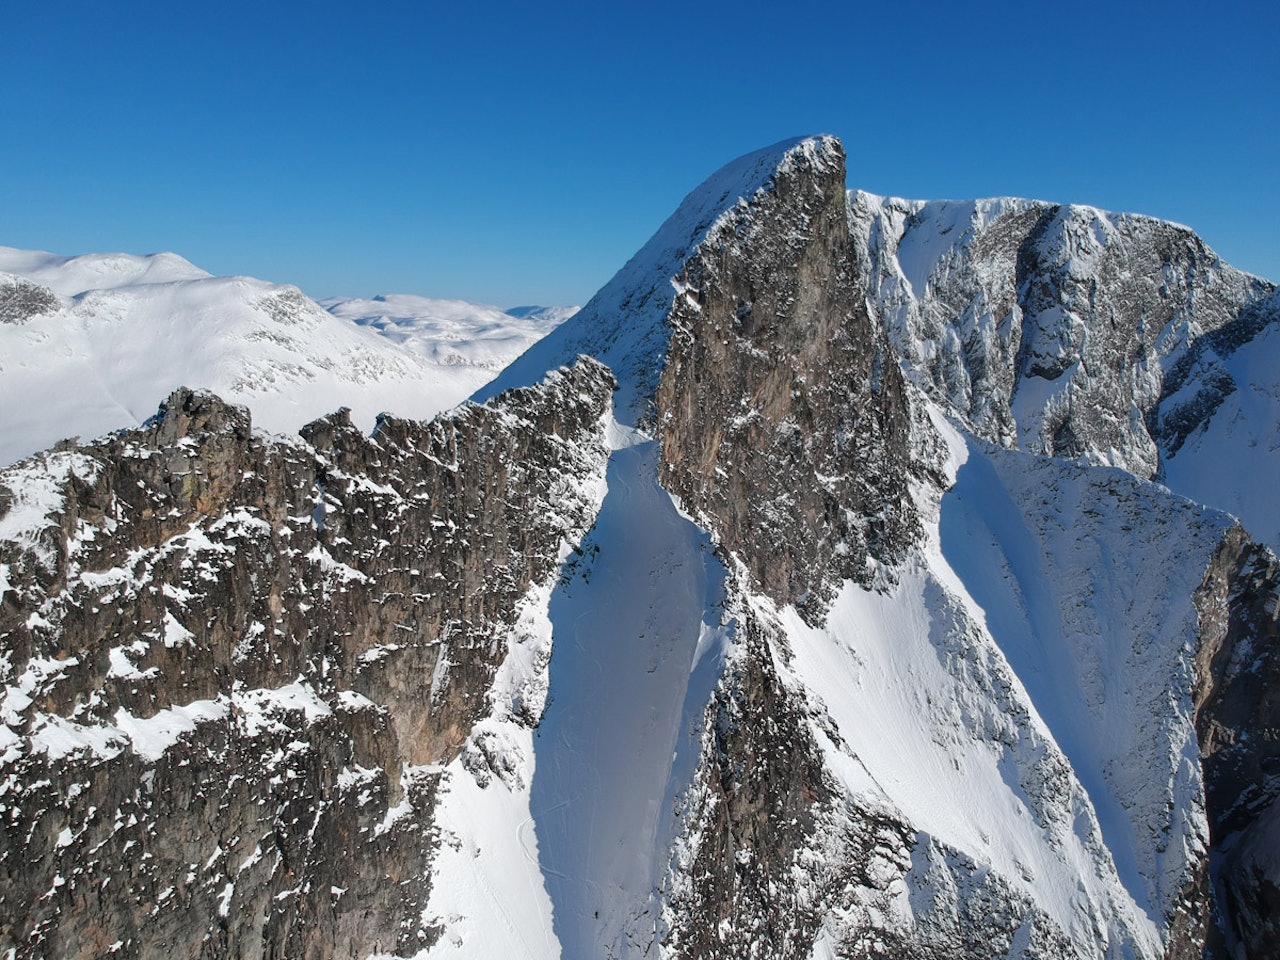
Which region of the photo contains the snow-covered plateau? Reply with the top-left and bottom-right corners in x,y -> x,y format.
1,136 -> 1278,960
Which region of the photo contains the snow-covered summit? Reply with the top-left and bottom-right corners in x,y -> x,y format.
0,246 -> 211,296
848,189 -> 1280,555
850,190 -> 1274,478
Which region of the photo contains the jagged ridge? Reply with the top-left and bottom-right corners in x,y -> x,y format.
0,360 -> 613,958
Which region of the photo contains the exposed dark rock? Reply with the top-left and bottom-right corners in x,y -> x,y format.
656,138 -> 918,616
664,618 -> 833,959
0,277 -> 58,324
662,597 -> 1091,960
0,359 -> 614,959
1194,527 -> 1280,959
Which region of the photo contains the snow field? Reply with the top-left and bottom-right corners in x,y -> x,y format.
530,436 -> 730,960
940,436 -> 1232,927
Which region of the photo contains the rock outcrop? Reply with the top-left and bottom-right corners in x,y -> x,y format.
1194,528 -> 1280,959
0,360 -> 613,958
850,191 -> 1274,477
0,275 -> 58,325
655,137 -> 917,613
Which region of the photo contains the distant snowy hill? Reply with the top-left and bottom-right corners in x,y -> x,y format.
0,247 -> 572,467
0,247 -> 213,293
320,294 -> 575,372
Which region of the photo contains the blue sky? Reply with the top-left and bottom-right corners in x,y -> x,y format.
3,0 -> 1276,306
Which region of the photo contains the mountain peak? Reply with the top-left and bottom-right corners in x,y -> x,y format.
4,136 -> 1280,960
476,134 -> 846,422
0,246 -> 211,297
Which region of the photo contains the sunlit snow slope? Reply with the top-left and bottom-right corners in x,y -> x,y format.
1157,289 -> 1280,550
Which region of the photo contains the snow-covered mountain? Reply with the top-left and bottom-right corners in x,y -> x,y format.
474,136 -> 1280,958
848,192 -> 1278,546
2,138 -> 1278,960
0,247 -> 573,467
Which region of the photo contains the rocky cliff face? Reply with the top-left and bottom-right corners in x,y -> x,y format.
1194,528 -> 1280,960
500,137 -> 1199,959
656,575 -> 1116,960
0,360 -> 613,958
654,136 -> 917,613
850,191 -> 1274,478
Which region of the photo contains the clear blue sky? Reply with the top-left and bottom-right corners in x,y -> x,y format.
2,0 -> 1276,306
